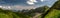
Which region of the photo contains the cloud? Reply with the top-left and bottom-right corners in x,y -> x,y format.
12,5 -> 36,10
0,5 -> 37,10
27,0 -> 37,5
40,0 -> 44,2
27,1 -> 34,5
0,6 -> 11,10
0,0 -> 58,10
0,6 -> 2,8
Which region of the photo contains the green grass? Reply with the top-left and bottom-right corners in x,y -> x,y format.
0,13 -> 13,18
0,12 -> 20,18
0,12 -> 31,18
45,9 -> 60,18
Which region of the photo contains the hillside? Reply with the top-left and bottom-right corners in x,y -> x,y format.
0,8 -> 31,18
0,5 -> 49,18
0,0 -> 60,18
0,9 -> 20,18
42,0 -> 60,18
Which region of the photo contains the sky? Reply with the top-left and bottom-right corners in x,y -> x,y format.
0,0 -> 58,10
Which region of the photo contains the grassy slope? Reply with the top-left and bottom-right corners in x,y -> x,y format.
0,13 -> 12,18
45,9 -> 60,18
0,12 -> 20,18
44,0 -> 60,18
0,11 -> 30,18
0,8 -> 32,18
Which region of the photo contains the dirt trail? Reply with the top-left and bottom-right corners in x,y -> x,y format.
32,13 -> 42,18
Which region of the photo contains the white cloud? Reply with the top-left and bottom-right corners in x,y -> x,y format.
0,6 -> 11,10
40,0 -> 44,2
30,0 -> 37,2
27,1 -> 34,5
27,0 -> 37,5
0,6 -> 2,8
11,5 -> 36,10
0,5 -> 37,10
2,6 -> 11,9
